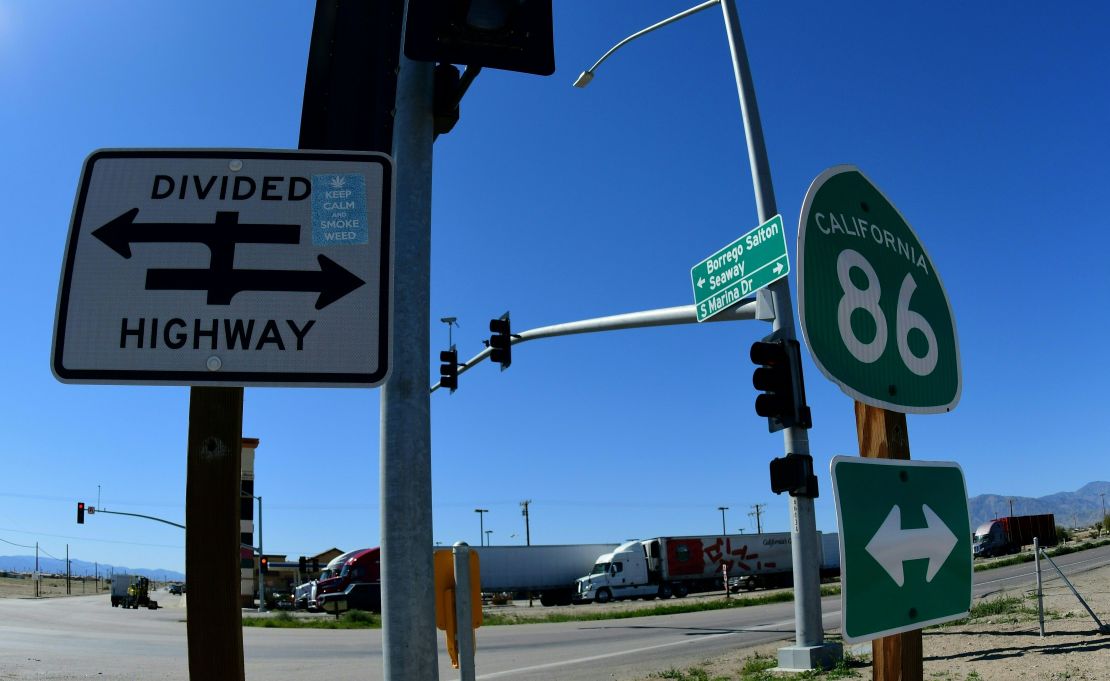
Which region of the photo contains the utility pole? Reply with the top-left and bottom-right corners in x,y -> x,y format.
35,542 -> 39,598
66,545 -> 70,595
749,503 -> 765,534
717,506 -> 729,536
520,500 -> 532,546
1009,498 -> 1014,517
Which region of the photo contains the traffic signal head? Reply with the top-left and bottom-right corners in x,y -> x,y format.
404,0 -> 555,76
311,557 -> 320,573
489,315 -> 511,370
750,333 -> 811,432
77,502 -> 85,524
769,453 -> 819,498
299,556 -> 307,574
260,557 -> 269,574
440,347 -> 459,392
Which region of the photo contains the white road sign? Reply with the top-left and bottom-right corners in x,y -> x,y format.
52,149 -> 394,387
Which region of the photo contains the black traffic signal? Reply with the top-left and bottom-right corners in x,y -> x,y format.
260,556 -> 269,574
770,453 -> 819,499
440,347 -> 460,392
750,333 -> 811,433
404,0 -> 555,76
489,315 -> 512,370
298,556 -> 307,574
311,557 -> 320,573
77,502 -> 85,524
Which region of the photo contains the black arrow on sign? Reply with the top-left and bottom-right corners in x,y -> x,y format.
91,208 -> 300,258
147,254 -> 365,310
91,208 -> 365,309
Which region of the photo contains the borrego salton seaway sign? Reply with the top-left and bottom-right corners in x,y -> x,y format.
798,165 -> 960,413
52,149 -> 394,387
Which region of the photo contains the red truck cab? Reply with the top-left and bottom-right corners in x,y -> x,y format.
315,547 -> 381,611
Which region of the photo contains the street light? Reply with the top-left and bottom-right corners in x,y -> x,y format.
718,506 -> 729,536
574,0 -> 838,669
475,508 -> 488,546
485,530 -> 493,546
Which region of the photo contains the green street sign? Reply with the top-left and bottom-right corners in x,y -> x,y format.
830,456 -> 972,643
798,167 -> 960,413
690,214 -> 789,322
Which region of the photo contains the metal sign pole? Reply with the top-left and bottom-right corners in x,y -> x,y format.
718,0 -> 836,669
380,4 -> 438,678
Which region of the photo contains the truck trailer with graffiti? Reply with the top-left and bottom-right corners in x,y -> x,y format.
574,533 -> 833,603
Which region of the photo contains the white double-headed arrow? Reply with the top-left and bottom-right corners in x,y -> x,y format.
865,504 -> 957,587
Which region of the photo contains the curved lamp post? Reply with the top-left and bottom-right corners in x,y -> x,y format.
573,0 -> 837,671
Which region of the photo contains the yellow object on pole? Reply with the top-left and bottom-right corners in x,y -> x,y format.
433,547 -> 482,670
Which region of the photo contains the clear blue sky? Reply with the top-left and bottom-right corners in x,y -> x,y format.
1,2 -> 1107,574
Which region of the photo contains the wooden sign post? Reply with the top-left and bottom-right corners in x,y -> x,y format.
185,386 -> 245,681
855,401 -> 922,681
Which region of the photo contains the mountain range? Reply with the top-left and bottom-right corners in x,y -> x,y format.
0,555 -> 183,581
969,481 -> 1109,529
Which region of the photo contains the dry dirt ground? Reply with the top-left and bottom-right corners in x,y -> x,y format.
617,562 -> 1110,681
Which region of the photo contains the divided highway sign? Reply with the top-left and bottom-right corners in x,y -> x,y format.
52,149 -> 394,387
830,456 -> 972,642
798,166 -> 960,413
690,215 -> 789,322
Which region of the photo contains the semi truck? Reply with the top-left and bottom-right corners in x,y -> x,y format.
438,543 -> 620,607
973,514 -> 1057,558
575,533 -> 802,603
314,547 -> 381,613
109,575 -> 158,609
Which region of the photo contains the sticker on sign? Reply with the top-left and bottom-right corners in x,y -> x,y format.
52,149 -> 394,387
690,215 -> 789,322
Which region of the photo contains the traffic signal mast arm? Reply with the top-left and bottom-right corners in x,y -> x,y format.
430,299 -> 758,393
82,507 -> 186,530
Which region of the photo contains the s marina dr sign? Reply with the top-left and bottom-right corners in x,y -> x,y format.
52,149 -> 394,387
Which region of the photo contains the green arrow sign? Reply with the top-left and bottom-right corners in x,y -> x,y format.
690,215 -> 789,322
830,456 -> 972,642
798,167 -> 960,413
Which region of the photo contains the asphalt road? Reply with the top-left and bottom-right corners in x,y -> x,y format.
1,544 -> 1106,680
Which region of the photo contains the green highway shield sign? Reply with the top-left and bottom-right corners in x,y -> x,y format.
798,167 -> 960,413
691,215 -> 789,322
831,456 -> 972,642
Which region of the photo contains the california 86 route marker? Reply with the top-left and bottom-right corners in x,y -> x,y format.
830,456 -> 972,642
690,214 -> 789,322
798,166 -> 960,413
52,149 -> 394,387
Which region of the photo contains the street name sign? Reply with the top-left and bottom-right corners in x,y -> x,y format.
798,166 -> 960,413
52,149 -> 394,387
690,214 -> 789,322
830,456 -> 971,642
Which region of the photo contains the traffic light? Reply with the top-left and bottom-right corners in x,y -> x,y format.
440,346 -> 460,392
299,556 -> 307,574
311,557 -> 320,573
404,0 -> 555,76
77,502 -> 85,524
769,453 -> 819,498
750,332 -> 811,432
488,315 -> 511,370
260,557 -> 269,574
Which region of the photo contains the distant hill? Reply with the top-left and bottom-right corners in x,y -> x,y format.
0,555 -> 183,581
969,481 -> 1110,529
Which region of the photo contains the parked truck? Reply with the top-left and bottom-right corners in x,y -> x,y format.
314,547 -> 381,613
973,514 -> 1057,558
110,575 -> 158,609
575,533 -> 800,603
437,543 -> 619,607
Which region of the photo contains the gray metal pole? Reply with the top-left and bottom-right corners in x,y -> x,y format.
719,0 -> 835,670
257,496 -> 266,613
453,542 -> 476,681
380,2 -> 438,677
1034,537 -> 1044,637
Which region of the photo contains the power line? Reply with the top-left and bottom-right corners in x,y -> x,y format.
0,536 -> 36,549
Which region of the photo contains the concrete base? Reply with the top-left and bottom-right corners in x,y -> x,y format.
775,642 -> 844,672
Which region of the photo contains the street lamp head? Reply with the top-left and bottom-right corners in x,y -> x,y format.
572,71 -> 594,88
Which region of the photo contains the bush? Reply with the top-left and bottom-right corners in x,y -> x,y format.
340,609 -> 377,625
1056,526 -> 1072,542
